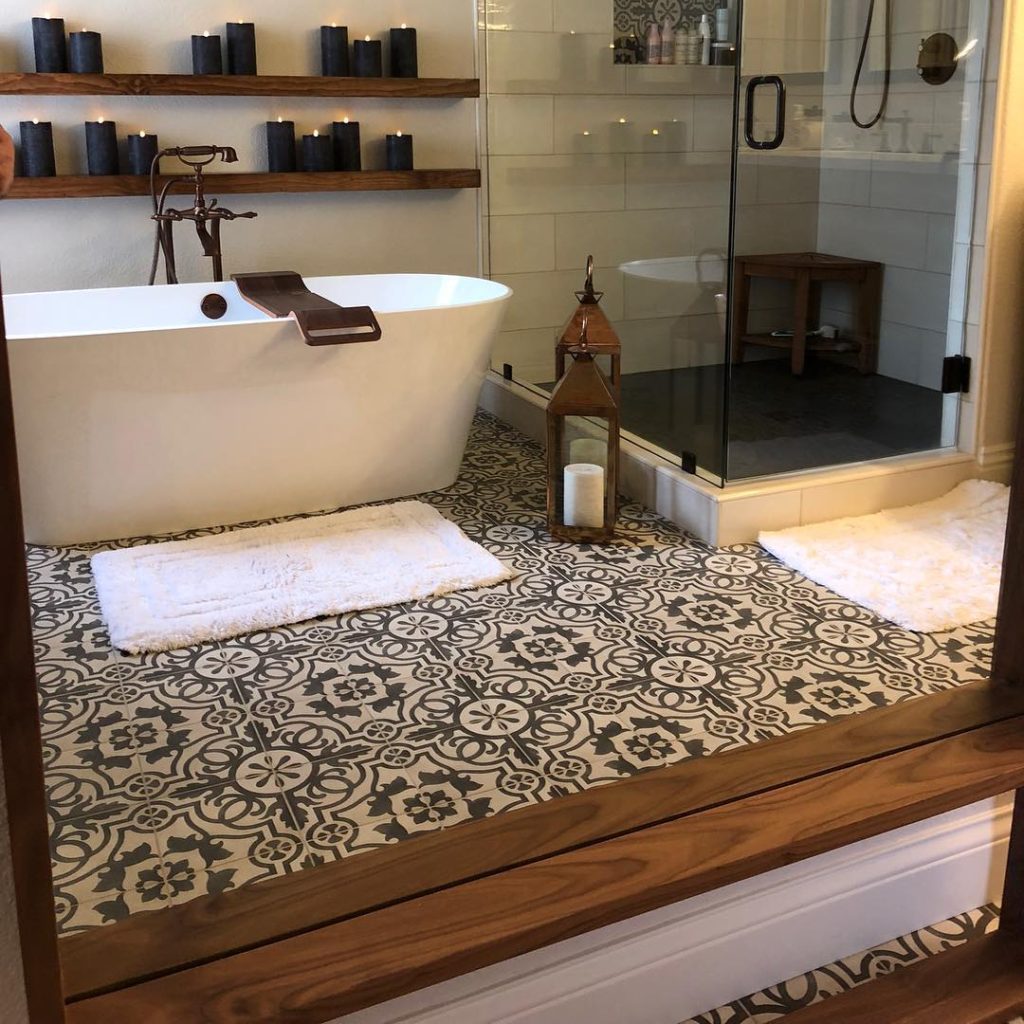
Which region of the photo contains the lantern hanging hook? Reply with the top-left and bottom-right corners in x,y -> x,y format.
576,254 -> 603,305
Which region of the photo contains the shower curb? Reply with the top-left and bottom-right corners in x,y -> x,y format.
479,373 -> 1014,545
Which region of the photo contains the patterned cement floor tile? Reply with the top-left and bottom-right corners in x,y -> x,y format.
682,903 -> 1000,1023
30,411 -> 996,934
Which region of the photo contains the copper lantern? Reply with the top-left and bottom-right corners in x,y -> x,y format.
546,257 -> 621,543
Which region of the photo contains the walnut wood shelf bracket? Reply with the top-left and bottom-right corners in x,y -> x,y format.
6,169 -> 481,199
0,71 -> 480,98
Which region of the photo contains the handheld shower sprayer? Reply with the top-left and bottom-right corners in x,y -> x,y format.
849,0 -> 892,130
147,144 -> 256,286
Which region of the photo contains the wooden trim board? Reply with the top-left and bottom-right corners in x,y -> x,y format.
0,277 -> 65,1023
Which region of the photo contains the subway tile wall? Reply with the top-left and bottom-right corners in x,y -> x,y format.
482,0 -> 822,385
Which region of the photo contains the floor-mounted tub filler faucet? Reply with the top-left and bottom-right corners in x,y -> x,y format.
147,145 -> 257,285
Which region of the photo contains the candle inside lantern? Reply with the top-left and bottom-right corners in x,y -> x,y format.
320,23 -> 349,76
19,118 -> 56,177
126,130 -> 159,175
225,20 -> 257,75
352,34 -> 383,77
266,117 -> 296,172
301,128 -> 333,172
85,117 -> 118,175
385,131 -> 413,171
192,31 -> 223,74
31,16 -> 67,73
389,24 -> 418,78
569,437 -> 606,469
68,27 -> 103,73
331,117 -> 361,171
563,464 -> 605,528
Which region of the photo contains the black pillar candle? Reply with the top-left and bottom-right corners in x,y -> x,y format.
192,32 -> 223,74
68,29 -> 103,73
331,118 -> 361,171
301,130 -> 333,172
226,21 -> 257,75
266,118 -> 296,172
321,25 -> 349,76
352,36 -> 383,77
31,16 -> 67,73
19,120 -> 56,177
389,25 -> 418,78
85,119 -> 118,175
385,132 -> 413,171
127,131 -> 159,175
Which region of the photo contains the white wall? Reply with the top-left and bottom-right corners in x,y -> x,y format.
0,0 -> 481,292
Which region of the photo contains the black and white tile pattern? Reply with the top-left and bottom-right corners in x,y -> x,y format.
682,903 -> 1000,1022
29,412 -> 994,935
615,0 -> 719,37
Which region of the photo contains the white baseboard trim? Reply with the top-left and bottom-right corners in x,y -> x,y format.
338,795 -> 1012,1024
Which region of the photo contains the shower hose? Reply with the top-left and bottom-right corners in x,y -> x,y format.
850,0 -> 893,129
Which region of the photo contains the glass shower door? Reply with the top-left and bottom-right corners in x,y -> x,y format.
725,0 -> 988,481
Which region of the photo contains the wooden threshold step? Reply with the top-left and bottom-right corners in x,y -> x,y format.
782,930 -> 1024,1024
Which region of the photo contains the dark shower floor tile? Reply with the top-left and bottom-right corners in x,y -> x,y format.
31,411 -> 991,935
619,358 -> 946,479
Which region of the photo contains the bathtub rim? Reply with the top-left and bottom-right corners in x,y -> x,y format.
2,273 -> 512,341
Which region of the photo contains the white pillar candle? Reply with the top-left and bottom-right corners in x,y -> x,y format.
563,463 -> 605,529
569,437 -> 607,469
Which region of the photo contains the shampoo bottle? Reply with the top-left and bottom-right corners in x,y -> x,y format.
660,16 -> 676,64
698,14 -> 712,65
645,22 -> 661,64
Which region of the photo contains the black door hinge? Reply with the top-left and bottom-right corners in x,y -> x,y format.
941,354 -> 971,394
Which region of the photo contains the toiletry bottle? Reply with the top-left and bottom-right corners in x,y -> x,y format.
660,16 -> 676,64
715,6 -> 730,43
688,21 -> 701,64
676,24 -> 690,65
699,14 -> 712,65
645,22 -> 661,64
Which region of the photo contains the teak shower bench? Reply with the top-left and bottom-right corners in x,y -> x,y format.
2,279 -> 1024,1023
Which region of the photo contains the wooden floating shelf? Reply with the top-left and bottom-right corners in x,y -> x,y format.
0,71 -> 479,99
6,169 -> 481,199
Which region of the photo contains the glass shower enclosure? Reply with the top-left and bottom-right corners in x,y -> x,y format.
483,0 -> 992,486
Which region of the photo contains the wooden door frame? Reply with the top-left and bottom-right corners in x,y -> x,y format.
0,273 -> 65,1024
1,280 -> 1022,1021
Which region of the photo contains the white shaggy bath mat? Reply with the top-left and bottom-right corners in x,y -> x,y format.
759,479 -> 1009,633
91,501 -> 514,654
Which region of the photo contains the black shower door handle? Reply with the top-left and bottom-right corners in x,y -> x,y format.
744,75 -> 787,150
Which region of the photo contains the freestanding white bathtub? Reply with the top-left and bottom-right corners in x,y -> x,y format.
5,274 -> 511,546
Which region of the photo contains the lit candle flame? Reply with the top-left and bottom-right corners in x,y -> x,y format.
331,21 -> 337,28
32,117 -> 39,124
343,116 -> 349,124
401,23 -> 407,29
651,128 -> 659,135
396,131 -> 403,137
583,130 -> 590,136
203,30 -> 210,37
98,116 -> 104,123
277,116 -> 283,123
313,129 -> 319,137
365,34 -> 371,41
139,129 -> 146,137
618,117 -> 627,124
